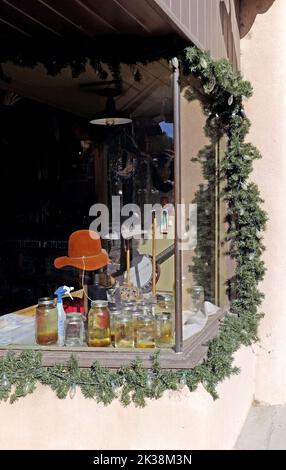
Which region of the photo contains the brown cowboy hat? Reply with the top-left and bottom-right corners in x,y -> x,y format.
54,230 -> 110,271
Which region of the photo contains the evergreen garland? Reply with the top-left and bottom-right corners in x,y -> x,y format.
0,46 -> 266,406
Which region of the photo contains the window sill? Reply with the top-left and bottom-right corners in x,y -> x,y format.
0,309 -> 225,369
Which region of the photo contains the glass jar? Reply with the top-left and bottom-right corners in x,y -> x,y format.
190,286 -> 204,313
156,292 -> 174,314
114,313 -> 134,348
65,313 -> 84,347
35,297 -> 58,345
136,315 -> 156,349
109,306 -> 122,345
88,300 -> 111,347
139,300 -> 155,317
155,312 -> 173,347
130,307 -> 144,347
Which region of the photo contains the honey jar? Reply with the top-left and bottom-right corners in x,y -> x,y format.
88,300 -> 111,347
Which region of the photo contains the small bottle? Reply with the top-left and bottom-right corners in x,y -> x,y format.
114,313 -> 134,348
35,297 -> 58,345
88,300 -> 111,347
54,286 -> 74,346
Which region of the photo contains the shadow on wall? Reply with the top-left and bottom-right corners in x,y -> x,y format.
239,0 -> 276,38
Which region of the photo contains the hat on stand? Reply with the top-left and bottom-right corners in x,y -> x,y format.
54,230 -> 110,271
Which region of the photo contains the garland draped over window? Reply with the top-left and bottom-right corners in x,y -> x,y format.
0,46 -> 266,406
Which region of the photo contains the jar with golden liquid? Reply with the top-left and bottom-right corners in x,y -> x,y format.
109,305 -> 122,346
114,312 -> 134,348
130,307 -> 143,347
136,315 -> 156,349
35,297 -> 58,345
155,312 -> 173,347
88,300 -> 111,347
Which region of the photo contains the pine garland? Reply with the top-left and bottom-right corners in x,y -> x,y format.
0,46 -> 266,406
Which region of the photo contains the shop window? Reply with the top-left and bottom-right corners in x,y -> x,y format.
0,60 -> 228,366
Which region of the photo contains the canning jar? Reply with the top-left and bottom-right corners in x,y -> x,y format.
88,300 -> 111,347
136,315 -> 156,349
65,313 -> 85,347
114,313 -> 134,348
155,312 -> 173,347
156,292 -> 174,314
35,297 -> 58,345
190,286 -> 204,313
109,305 -> 122,345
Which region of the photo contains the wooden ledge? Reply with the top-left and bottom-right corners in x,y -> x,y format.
0,309 -> 226,369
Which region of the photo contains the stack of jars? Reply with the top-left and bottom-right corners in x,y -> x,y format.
87,299 -> 174,349
35,295 -> 174,349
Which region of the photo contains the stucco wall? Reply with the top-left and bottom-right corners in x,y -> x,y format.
241,0 -> 286,405
0,346 -> 255,450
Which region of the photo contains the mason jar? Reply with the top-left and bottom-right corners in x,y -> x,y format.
88,300 -> 111,347
156,292 -> 175,314
114,312 -> 134,348
35,297 -> 58,345
65,313 -> 85,347
136,315 -> 156,349
109,305 -> 122,346
190,286 -> 204,313
155,312 -> 173,348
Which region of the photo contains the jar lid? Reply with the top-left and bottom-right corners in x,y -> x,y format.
66,312 -> 83,320
38,297 -> 55,306
121,300 -> 137,308
156,312 -> 172,320
91,300 -> 108,308
157,292 -> 174,302
117,313 -> 132,322
140,314 -> 154,323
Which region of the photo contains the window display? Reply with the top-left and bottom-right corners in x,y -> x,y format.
0,58 -> 227,354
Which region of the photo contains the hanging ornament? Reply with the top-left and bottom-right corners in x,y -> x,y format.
228,95 -> 234,106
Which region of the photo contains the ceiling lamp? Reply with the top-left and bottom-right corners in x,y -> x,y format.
89,95 -> 132,126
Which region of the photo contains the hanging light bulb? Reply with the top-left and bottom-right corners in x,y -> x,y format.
1,372 -> 10,389
69,383 -> 76,399
179,372 -> 187,389
146,373 -> 153,389
90,96 -> 132,126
